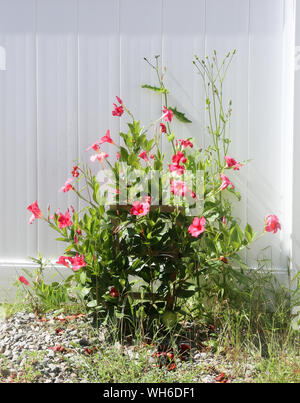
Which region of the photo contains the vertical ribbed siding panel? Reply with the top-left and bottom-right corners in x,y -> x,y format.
247,0 -> 284,269
205,0 -> 250,262
0,0 -> 37,260
162,0 -> 206,163
119,0 -> 163,138
36,0 -> 78,258
78,0 -> 120,165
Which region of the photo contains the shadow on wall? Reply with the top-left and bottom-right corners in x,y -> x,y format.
0,46 -> 6,70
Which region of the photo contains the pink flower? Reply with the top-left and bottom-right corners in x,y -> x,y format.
162,106 -> 173,122
90,152 -> 109,163
139,151 -> 148,161
265,215 -> 281,234
112,97 -> 124,117
72,166 -> 80,177
59,178 -> 74,193
179,139 -> 193,149
142,195 -> 151,205
69,254 -> 86,271
58,210 -> 73,229
109,286 -> 119,298
116,152 -> 120,159
19,276 -> 29,286
150,154 -> 155,159
169,163 -> 185,175
160,123 -> 167,133
49,208 -> 61,221
100,129 -> 114,145
172,151 -> 186,165
86,141 -> 100,152
188,216 -> 206,238
220,174 -> 235,190
170,179 -> 195,198
224,156 -> 243,171
74,234 -> 78,244
222,216 -> 227,225
170,180 -> 188,197
27,201 -> 42,218
56,256 -> 70,268
130,201 -> 150,217
27,201 -> 43,224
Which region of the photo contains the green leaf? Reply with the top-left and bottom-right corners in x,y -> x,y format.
87,300 -> 97,308
141,84 -> 168,94
120,146 -> 129,162
169,107 -> 192,123
245,223 -> 255,243
80,271 -> 87,285
80,287 -> 91,297
167,132 -> 175,142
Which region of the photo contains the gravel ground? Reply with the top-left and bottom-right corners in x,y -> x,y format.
0,311 -> 256,383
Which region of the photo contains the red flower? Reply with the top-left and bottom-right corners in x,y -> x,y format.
220,173 -> 235,190
56,256 -> 70,268
69,254 -> 86,272
59,178 -> 74,193
172,151 -> 186,165
112,97 -> 124,117
143,196 -> 151,205
224,156 -> 243,171
160,123 -> 167,133
169,163 -> 185,175
265,215 -> 281,234
139,151 -> 148,161
90,152 -> 109,163
58,210 -> 73,229
168,363 -> 176,371
19,276 -> 29,286
179,139 -> 193,149
162,106 -> 173,122
86,141 -> 100,152
109,286 -> 119,298
188,216 -> 206,238
130,201 -> 150,217
100,129 -> 114,145
27,201 -> 43,224
72,166 -> 79,177
170,180 -> 188,197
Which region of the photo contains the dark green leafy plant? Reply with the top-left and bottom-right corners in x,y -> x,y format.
25,52 -> 281,332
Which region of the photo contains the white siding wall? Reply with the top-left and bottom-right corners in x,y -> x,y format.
0,0 -> 296,298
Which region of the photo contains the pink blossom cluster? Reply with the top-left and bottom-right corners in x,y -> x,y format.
26,96 -> 281,272
56,254 -> 86,271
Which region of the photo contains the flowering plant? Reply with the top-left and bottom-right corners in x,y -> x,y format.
27,52 -> 280,327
